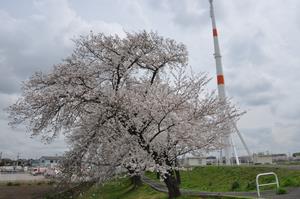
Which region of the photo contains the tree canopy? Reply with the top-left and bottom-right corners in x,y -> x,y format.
8,31 -> 241,198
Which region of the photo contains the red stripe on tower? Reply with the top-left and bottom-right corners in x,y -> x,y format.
217,75 -> 224,85
213,28 -> 218,36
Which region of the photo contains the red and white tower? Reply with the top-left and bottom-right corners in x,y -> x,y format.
208,0 -> 252,165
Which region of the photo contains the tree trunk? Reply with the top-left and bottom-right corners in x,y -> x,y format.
156,172 -> 160,179
164,172 -> 181,199
131,175 -> 142,188
175,169 -> 181,185
127,167 -> 142,188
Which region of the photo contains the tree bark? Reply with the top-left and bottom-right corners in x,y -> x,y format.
131,175 -> 142,188
127,167 -> 142,188
164,171 -> 181,199
175,169 -> 181,185
156,172 -> 160,180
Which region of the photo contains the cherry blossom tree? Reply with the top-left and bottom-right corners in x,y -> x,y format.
8,31 -> 240,198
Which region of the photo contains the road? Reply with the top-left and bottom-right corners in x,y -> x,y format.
141,175 -> 300,199
0,173 -> 45,182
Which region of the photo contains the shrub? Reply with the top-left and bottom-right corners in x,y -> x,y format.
6,182 -> 20,186
231,181 -> 240,191
47,180 -> 56,185
246,181 -> 256,191
6,182 -> 13,186
276,187 -> 287,195
282,178 -> 297,187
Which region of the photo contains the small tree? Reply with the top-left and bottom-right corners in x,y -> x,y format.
8,31 -> 240,198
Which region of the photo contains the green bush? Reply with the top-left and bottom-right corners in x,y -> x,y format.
47,180 -> 56,185
6,182 -> 13,186
276,187 -> 287,195
246,181 -> 256,191
6,182 -> 20,186
282,178 -> 297,187
231,181 -> 240,191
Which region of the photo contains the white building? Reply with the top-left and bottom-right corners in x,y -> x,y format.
206,156 -> 217,165
293,152 -> 300,161
39,156 -> 63,168
253,154 -> 273,164
271,154 -> 288,162
180,157 -> 206,167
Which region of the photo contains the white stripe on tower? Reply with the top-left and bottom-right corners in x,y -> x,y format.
209,0 -> 232,165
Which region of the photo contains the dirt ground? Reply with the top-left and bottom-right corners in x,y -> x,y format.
0,184 -> 54,199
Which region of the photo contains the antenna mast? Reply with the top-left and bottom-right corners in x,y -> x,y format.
208,0 -> 252,165
209,0 -> 233,165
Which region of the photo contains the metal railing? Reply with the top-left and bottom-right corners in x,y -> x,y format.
256,172 -> 279,197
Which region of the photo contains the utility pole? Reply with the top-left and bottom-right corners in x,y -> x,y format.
16,153 -> 20,167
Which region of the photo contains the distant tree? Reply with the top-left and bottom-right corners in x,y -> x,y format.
8,31 -> 240,198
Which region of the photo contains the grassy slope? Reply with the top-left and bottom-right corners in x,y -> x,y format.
48,166 -> 300,198
147,166 -> 300,192
78,178 -> 198,199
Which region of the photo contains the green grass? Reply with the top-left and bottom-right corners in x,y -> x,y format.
146,166 -> 300,192
46,166 -> 300,198
77,177 -> 245,199
77,177 -> 198,199
45,176 -> 251,199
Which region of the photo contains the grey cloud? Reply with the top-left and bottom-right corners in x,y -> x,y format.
0,0 -> 123,158
0,73 -> 20,94
145,0 -> 210,29
0,0 -> 123,91
227,31 -> 267,66
0,119 -> 67,159
271,99 -> 300,121
227,71 -> 280,107
234,127 -> 274,154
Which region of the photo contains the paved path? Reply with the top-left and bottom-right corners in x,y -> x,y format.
0,173 -> 46,182
141,176 -> 300,199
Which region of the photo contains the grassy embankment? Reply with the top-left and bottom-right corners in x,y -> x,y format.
146,166 -> 300,192
78,177 -> 195,199
47,166 -> 300,199
76,177 -> 245,199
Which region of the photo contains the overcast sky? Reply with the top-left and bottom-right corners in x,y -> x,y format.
1,0 -> 300,159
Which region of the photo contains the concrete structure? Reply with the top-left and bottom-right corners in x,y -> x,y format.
293,152 -> 300,161
180,156 -> 219,166
206,156 -> 217,165
231,156 -> 252,164
271,154 -> 288,163
180,157 -> 206,167
253,154 -> 273,164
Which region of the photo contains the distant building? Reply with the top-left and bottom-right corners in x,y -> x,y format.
0,158 -> 13,166
206,156 -> 217,165
39,156 -> 63,168
271,154 -> 288,162
231,156 -> 252,164
253,154 -> 273,164
179,156 -> 219,166
292,152 -> 300,161
180,157 -> 206,167
29,159 -> 40,167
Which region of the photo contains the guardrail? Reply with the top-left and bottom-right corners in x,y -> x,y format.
256,172 -> 279,197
